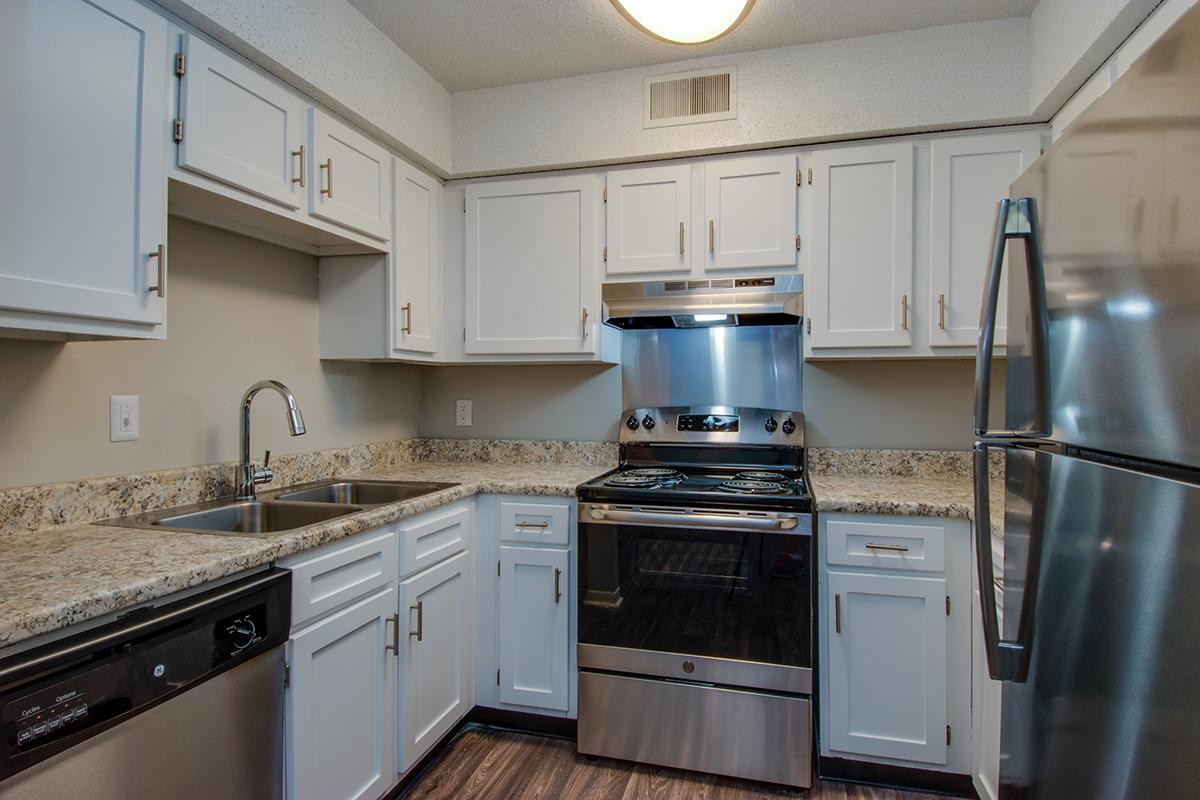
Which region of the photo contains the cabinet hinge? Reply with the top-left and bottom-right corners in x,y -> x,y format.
603,246 -> 607,263
946,596 -> 951,616
807,167 -> 813,185
602,186 -> 607,202
947,725 -> 952,746
174,52 -> 186,78
795,234 -> 801,251
497,668 -> 501,686
172,119 -> 184,144
284,663 -> 291,688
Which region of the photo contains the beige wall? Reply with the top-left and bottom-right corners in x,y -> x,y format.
0,218 -> 421,488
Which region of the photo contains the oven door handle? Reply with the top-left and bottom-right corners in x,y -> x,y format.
582,504 -> 811,534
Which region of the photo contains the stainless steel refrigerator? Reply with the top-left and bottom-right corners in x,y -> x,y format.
973,6 -> 1200,799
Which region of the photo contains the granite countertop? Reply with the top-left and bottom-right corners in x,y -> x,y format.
809,472 -> 1004,535
0,462 -> 610,650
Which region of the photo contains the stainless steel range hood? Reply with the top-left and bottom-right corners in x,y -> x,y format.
602,275 -> 803,329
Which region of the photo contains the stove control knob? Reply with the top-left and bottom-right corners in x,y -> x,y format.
642,415 -> 656,431
626,414 -> 640,431
764,417 -> 778,433
782,418 -> 796,435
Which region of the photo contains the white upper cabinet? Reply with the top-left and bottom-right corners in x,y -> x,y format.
177,33 -> 307,210
703,154 -> 798,271
393,159 -> 441,355
605,164 -> 691,276
809,142 -> 915,349
930,133 -> 1041,347
310,109 -> 392,241
465,175 -> 598,355
498,545 -> 570,712
0,0 -> 168,339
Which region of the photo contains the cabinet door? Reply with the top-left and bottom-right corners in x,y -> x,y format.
809,143 -> 914,348
310,109 -> 391,240
825,570 -> 947,764
392,159 -> 441,355
177,33 -> 307,209
0,0 -> 167,330
498,546 -> 569,711
465,175 -> 597,355
703,154 -> 798,270
287,585 -> 397,800
399,551 -> 472,772
605,164 -> 691,275
930,133 -> 1041,347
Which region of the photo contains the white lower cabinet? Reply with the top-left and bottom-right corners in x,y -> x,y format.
398,550 -> 473,773
825,570 -> 948,764
819,513 -> 972,775
498,546 -> 570,711
286,585 -> 397,800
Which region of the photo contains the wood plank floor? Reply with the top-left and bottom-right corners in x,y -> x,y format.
403,728 -> 949,800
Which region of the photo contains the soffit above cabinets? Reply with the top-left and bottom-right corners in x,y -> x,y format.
347,0 -> 1036,91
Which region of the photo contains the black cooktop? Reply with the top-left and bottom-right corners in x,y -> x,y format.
578,464 -> 812,513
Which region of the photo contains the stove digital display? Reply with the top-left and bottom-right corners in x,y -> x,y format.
677,414 -> 739,433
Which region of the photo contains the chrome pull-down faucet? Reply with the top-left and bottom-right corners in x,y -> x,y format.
237,380 -> 306,500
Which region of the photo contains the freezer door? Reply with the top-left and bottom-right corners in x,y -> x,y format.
984,447 -> 1200,800
1002,5 -> 1200,469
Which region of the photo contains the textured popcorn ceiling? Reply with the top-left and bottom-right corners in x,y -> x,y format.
347,0 -> 1038,91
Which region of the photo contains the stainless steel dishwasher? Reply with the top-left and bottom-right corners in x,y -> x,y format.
0,568 -> 291,799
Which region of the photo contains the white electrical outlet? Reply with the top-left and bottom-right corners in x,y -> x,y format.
455,399 -> 472,427
110,395 -> 140,442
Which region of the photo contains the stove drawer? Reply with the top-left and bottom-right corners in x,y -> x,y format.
500,499 -> 570,546
578,670 -> 812,788
824,515 -> 946,573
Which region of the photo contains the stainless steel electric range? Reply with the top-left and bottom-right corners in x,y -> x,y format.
576,405 -> 814,788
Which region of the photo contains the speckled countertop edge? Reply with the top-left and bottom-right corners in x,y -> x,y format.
0,462 -> 611,649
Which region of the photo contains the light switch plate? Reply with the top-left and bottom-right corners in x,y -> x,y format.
110,395 -> 139,442
455,399 -> 472,427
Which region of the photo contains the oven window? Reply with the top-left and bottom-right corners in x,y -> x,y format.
579,523 -> 812,668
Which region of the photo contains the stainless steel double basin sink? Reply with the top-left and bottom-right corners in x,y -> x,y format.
103,479 -> 457,537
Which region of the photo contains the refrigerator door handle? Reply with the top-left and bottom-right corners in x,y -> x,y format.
974,197 -> 1052,440
974,443 -> 1043,683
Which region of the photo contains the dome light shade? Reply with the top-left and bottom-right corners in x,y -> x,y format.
610,0 -> 756,45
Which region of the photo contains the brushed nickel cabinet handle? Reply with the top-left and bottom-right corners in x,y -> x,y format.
147,244 -> 166,297
938,293 -> 946,330
515,521 -> 549,529
835,593 -> 842,634
582,307 -> 589,339
901,294 -> 909,331
865,542 -> 910,553
292,145 -> 305,187
680,221 -> 685,256
401,302 -> 412,335
409,601 -> 423,642
320,158 -> 333,197
709,219 -> 715,253
554,568 -> 562,604
385,613 -> 399,654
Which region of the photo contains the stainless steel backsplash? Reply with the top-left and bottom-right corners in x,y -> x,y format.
620,326 -> 802,411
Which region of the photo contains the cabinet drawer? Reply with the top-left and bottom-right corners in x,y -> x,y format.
499,500 -> 571,545
825,516 -> 946,572
282,529 -> 398,628
398,502 -> 471,578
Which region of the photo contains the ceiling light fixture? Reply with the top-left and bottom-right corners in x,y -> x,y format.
610,0 -> 756,45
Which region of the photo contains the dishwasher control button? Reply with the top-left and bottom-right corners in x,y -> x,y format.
59,710 -> 76,725
32,721 -> 48,737
47,717 -> 62,732
74,703 -> 88,719
17,728 -> 33,745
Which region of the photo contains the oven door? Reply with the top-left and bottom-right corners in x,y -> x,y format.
577,502 -> 813,694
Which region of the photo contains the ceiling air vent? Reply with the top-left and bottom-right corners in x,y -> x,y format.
643,67 -> 736,129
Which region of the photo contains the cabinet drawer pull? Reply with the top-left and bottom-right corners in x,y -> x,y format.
515,521 -> 549,529
938,293 -> 946,329
147,244 -> 166,297
320,158 -> 333,197
409,601 -> 423,642
901,294 -> 909,331
709,219 -> 715,253
401,302 -> 412,335
865,542 -> 910,553
292,145 -> 305,187
835,592 -> 842,634
582,307 -> 589,339
680,221 -> 685,256
554,567 -> 562,604
385,613 -> 399,655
